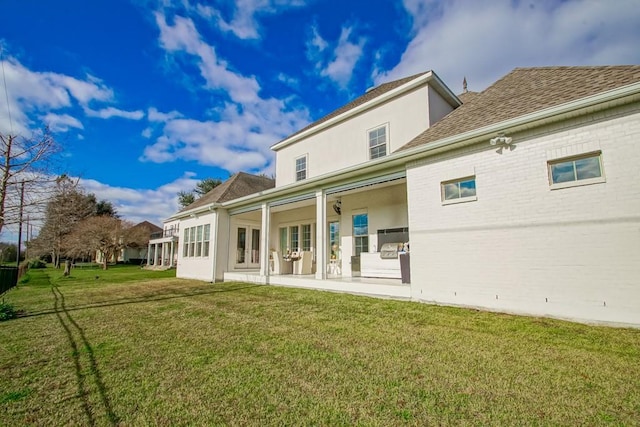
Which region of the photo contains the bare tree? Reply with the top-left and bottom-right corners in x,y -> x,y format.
65,216 -> 148,270
0,127 -> 61,235
28,176 -> 96,267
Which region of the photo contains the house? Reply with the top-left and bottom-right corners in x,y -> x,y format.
96,220 -> 162,265
157,66 -> 640,327
148,172 -> 275,276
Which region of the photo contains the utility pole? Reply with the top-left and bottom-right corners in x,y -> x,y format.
16,180 -> 24,267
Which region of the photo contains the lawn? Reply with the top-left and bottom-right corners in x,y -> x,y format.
1,265 -> 639,425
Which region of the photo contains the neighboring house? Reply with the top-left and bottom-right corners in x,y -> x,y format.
96,220 -> 161,264
159,66 -> 640,326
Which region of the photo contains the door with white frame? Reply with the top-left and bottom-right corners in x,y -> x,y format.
234,225 -> 261,269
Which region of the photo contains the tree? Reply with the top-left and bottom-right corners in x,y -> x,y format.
64,216 -> 148,270
177,177 -> 223,208
28,176 -> 115,267
0,128 -> 61,235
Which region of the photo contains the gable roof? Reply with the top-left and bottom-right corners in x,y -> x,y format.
271,71 -> 462,151
399,66 -> 640,152
179,172 -> 275,212
132,220 -> 162,233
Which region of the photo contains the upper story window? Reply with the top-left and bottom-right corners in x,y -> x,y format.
441,176 -> 477,205
368,124 -> 388,159
295,155 -> 307,181
548,152 -> 604,189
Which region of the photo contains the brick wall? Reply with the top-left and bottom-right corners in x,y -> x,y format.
406,102 -> 640,326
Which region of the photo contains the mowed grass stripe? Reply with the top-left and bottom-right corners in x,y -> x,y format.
1,265 -> 639,425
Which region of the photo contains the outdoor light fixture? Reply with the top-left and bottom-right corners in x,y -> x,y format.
490,132 -> 513,146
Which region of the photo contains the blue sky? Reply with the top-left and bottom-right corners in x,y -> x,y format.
1,0 -> 639,238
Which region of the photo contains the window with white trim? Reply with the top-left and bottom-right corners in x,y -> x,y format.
295,155 -> 307,181
441,176 -> 477,204
203,224 -> 210,257
196,225 -> 203,257
368,124 -> 388,159
189,227 -> 196,257
353,213 -> 369,255
548,152 -> 604,189
302,224 -> 312,251
183,228 -> 189,257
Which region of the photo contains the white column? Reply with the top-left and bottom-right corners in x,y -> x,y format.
170,241 -> 175,267
147,243 -> 151,266
154,243 -> 159,265
315,190 -> 327,280
260,202 -> 271,277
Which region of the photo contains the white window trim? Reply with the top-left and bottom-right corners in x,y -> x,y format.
367,123 -> 390,160
548,151 -> 605,190
295,154 -> 308,181
441,176 -> 478,206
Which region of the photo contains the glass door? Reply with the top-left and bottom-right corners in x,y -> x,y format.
235,225 -> 260,269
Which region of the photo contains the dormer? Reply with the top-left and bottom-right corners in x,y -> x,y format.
271,71 -> 461,187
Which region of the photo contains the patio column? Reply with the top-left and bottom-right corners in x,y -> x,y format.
154,243 -> 160,265
147,243 -> 151,266
170,240 -> 175,267
260,202 -> 271,277
315,190 -> 326,280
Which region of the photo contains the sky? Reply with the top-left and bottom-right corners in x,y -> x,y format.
1,0 -> 639,240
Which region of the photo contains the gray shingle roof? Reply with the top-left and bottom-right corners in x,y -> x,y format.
399,66 -> 640,152
275,71 -> 430,146
180,172 -> 275,212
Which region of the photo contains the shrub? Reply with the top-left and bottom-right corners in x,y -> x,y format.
27,259 -> 46,269
0,300 -> 17,321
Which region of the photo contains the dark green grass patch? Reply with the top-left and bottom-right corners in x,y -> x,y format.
1,266 -> 639,425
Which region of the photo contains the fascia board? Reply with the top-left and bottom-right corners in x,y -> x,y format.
270,71 -> 436,151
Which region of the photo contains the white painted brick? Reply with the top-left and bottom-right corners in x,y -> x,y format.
407,103 -> 640,326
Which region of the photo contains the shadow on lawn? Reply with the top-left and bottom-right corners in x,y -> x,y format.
52,284 -> 118,426
22,283 -> 262,319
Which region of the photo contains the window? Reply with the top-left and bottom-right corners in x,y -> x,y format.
183,228 -> 189,257
203,224 -> 210,257
441,176 -> 477,204
302,224 -> 312,251
368,125 -> 388,159
196,225 -> 203,257
548,152 -> 604,188
189,227 -> 196,257
289,225 -> 299,252
295,155 -> 307,181
279,227 -> 288,254
353,213 -> 369,256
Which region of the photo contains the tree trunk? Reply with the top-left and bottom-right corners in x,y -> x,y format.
63,259 -> 71,276
102,252 -> 108,270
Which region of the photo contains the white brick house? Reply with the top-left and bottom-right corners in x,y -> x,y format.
160,66 -> 640,327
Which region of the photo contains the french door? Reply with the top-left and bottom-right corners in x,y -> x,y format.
235,226 -> 261,269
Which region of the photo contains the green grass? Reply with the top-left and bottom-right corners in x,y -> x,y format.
1,265 -> 639,425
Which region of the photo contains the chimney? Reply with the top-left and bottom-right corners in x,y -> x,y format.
462,77 -> 468,93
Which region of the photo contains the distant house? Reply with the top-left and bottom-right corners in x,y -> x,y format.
155,66 -> 640,326
96,220 -> 162,265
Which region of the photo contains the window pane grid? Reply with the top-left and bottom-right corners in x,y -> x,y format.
549,154 -> 602,185
442,177 -> 476,201
368,126 -> 387,159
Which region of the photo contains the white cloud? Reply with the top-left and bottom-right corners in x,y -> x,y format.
195,0 -> 306,40
41,113 -> 84,133
148,107 -> 183,122
376,0 -> 640,92
79,173 -> 200,226
0,55 -> 143,135
84,106 -> 145,120
306,24 -> 366,89
148,12 -> 310,173
156,12 -> 261,103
